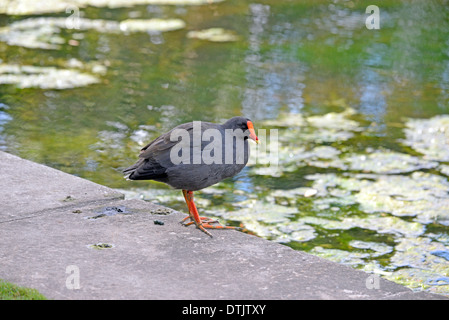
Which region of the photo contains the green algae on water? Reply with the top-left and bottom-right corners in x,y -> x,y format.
402,115 -> 449,162
355,172 -> 449,225
344,151 -> 438,174
0,17 -> 186,50
0,0 -> 224,15
0,63 -> 100,89
187,28 -> 239,42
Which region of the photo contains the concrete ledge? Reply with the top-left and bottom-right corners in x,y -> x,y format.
0,151 -> 446,300
0,151 -> 123,222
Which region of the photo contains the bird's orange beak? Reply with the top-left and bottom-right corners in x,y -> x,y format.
247,121 -> 259,144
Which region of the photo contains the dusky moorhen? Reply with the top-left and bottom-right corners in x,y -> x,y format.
124,116 -> 259,237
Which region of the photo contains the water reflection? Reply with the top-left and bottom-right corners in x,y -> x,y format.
438,38 -> 449,111
358,42 -> 388,127
242,3 -> 272,120
243,3 -> 306,120
0,103 -> 12,151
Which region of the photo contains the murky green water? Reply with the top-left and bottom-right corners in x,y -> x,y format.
1,0 -> 449,296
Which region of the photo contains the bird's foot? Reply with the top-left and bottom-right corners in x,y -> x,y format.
180,215 -> 241,237
180,215 -> 219,226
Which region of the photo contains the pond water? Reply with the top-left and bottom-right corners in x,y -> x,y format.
1,0 -> 449,296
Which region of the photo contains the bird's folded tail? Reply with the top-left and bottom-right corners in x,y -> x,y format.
122,158 -> 144,180
123,158 -> 167,181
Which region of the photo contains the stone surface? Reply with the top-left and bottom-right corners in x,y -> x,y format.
0,151 -> 123,222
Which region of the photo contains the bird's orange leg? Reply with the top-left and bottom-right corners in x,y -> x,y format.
180,190 -> 240,237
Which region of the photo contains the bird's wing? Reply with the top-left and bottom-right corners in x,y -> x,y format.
139,122 -> 194,161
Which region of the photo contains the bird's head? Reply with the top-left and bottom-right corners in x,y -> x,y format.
224,116 -> 259,144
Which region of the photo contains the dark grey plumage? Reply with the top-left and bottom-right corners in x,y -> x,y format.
123,117 -> 254,191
